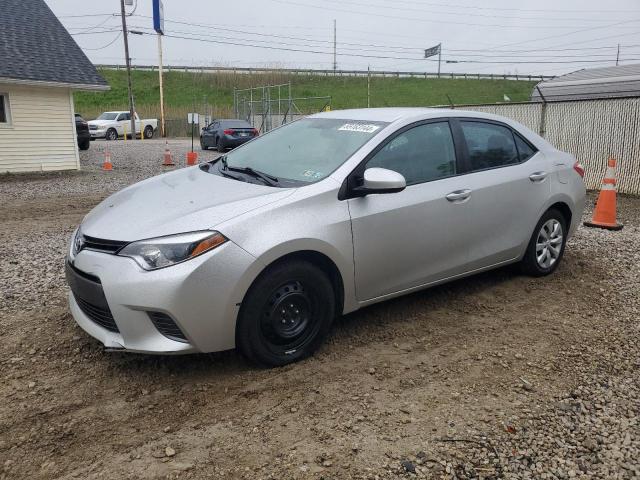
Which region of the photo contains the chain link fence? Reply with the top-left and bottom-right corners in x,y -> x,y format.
457,97 -> 640,195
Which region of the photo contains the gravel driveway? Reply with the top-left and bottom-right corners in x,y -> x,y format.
0,141 -> 638,479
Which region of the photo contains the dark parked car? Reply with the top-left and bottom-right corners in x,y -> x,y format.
75,113 -> 90,151
200,119 -> 258,151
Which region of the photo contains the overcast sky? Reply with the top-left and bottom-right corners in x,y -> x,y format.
46,0 -> 640,76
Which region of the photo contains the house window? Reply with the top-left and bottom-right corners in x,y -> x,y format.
0,94 -> 10,124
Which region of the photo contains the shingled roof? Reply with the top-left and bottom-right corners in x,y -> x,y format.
0,0 -> 109,90
530,64 -> 640,102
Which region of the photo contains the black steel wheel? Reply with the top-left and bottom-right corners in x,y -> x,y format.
144,125 -> 154,139
236,260 -> 335,367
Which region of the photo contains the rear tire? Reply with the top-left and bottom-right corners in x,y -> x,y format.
521,208 -> 567,277
236,260 -> 335,367
215,137 -> 223,152
143,126 -> 154,139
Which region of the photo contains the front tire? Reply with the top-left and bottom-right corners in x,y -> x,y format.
200,137 -> 208,150
78,139 -> 90,151
105,128 -> 118,141
236,260 -> 335,367
521,208 -> 567,277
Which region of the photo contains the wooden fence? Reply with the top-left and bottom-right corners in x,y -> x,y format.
459,97 -> 640,195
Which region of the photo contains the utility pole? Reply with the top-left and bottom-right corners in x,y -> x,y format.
157,33 -> 165,137
120,0 -> 137,140
616,44 -> 620,66
333,19 -> 337,73
367,65 -> 371,108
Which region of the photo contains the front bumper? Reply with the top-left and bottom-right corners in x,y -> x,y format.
66,240 -> 257,354
89,128 -> 107,139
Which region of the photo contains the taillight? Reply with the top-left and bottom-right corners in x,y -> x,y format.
573,161 -> 585,178
252,128 -> 259,136
223,129 -> 235,135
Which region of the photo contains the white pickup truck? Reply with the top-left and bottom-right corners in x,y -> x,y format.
88,111 -> 158,140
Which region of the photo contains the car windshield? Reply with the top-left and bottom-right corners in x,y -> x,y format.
224,118 -> 388,184
97,112 -> 119,120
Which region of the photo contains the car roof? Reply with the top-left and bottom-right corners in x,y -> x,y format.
219,119 -> 251,124
310,107 -> 517,124
309,107 -> 551,151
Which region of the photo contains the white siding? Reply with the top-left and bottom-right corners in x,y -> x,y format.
0,83 -> 79,173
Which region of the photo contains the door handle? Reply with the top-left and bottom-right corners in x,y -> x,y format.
529,171 -> 548,182
446,189 -> 472,202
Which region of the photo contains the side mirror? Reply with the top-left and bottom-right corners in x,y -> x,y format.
345,167 -> 406,199
363,168 -> 406,191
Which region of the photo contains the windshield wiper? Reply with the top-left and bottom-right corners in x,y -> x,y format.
216,156 -> 279,186
228,166 -> 279,186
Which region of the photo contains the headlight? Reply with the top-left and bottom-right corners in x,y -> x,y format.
117,231 -> 227,271
71,227 -> 82,258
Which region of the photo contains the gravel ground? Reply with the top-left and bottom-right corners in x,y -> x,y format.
0,141 -> 638,479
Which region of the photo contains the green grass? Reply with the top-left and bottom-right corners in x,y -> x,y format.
74,68 -> 536,120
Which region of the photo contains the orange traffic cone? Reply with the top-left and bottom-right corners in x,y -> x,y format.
584,157 -> 623,231
162,141 -> 175,166
102,149 -> 113,171
186,151 -> 198,166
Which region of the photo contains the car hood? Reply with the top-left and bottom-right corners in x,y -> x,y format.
81,166 -> 295,241
88,120 -> 115,127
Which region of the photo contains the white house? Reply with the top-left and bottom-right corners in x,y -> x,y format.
0,0 -> 109,173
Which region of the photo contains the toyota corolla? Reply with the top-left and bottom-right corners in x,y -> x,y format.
66,108 -> 586,366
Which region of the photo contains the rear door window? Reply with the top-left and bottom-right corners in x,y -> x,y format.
460,121 -> 519,172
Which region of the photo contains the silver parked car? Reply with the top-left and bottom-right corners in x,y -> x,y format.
66,108 -> 586,366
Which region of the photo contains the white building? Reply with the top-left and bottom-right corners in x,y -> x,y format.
0,0 -> 109,173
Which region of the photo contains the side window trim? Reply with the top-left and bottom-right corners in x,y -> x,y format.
451,117 -> 538,174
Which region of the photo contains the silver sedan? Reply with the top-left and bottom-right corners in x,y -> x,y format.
66,108 -> 586,366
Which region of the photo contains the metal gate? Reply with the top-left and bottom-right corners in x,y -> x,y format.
233,83 -> 331,133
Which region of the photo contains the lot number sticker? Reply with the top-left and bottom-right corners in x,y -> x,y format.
338,123 -> 380,133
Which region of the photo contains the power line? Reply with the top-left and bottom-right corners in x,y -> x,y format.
130,25 -> 639,60
81,32 -> 123,51
129,17 -> 640,58
70,15 -> 116,34
372,0 -> 640,15
129,30 -> 640,65
59,13 -> 116,18
311,0 -> 633,24
271,0 -> 640,30
486,19 -> 640,51
70,29 -> 122,36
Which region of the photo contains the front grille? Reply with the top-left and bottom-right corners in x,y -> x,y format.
82,235 -> 127,254
89,125 -> 98,130
148,312 -> 188,343
75,294 -> 120,333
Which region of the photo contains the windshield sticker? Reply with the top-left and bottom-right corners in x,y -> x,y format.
302,170 -> 324,179
338,123 -> 381,133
